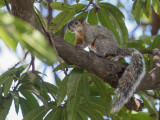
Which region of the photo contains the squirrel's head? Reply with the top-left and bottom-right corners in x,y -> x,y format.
68,17 -> 85,32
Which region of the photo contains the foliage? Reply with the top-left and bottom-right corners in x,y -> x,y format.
0,10 -> 57,64
0,0 -> 160,120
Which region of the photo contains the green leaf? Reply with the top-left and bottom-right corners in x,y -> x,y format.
10,91 -> 19,114
71,4 -> 86,12
57,76 -> 68,106
152,0 -> 160,15
54,62 -> 75,71
3,78 -> 13,97
88,8 -> 98,25
51,10 -> 76,33
0,99 -> 12,120
50,2 -> 71,11
132,0 -> 138,10
0,27 -> 17,51
117,1 -> 125,8
143,0 -> 151,18
38,0 -> 48,8
77,109 -> 88,120
20,78 -> 49,106
151,35 -> 160,49
20,97 -> 39,116
67,68 -> 84,120
129,112 -> 154,120
13,65 -> 28,80
98,8 -> 121,46
126,40 -> 146,50
67,68 -> 84,96
79,104 -> 104,120
98,3 -> 124,18
81,73 -> 90,100
45,108 -> 63,120
138,35 -> 152,44
19,84 -> 40,96
50,4 -> 86,33
0,75 -> 13,87
42,82 -> 57,95
24,106 -> 49,120
98,3 -> 128,45
76,11 -> 88,20
20,72 -> 37,85
90,74 -> 111,113
21,91 -> 39,108
83,96 -> 108,116
61,108 -> 68,120
139,92 -> 157,114
20,97 -> 31,116
133,0 -> 142,24
35,7 -> 47,28
55,74 -> 61,87
64,29 -> 76,45
0,66 -> 27,85
0,10 -> 57,64
38,91 -> 50,105
89,85 -> 100,96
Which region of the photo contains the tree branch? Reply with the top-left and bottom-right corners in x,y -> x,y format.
4,0 -> 11,13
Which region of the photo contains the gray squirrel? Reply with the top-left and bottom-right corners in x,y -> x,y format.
68,18 -> 146,113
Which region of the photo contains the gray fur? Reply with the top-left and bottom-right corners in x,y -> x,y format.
68,19 -> 146,113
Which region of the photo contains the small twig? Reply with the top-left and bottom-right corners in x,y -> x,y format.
139,49 -> 153,54
34,8 -> 68,76
10,51 -> 29,70
143,91 -> 160,100
91,0 -> 100,10
4,0 -> 11,13
33,71 -> 57,101
31,55 -> 35,72
28,55 -> 35,71
78,0 -> 99,13
80,0 -> 93,12
10,62 -> 21,70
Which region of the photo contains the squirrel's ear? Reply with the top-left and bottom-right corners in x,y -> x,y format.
79,17 -> 84,23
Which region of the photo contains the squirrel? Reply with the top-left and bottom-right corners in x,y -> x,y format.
68,17 -> 146,113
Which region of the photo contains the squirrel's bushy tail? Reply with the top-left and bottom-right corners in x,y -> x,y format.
111,48 -> 145,113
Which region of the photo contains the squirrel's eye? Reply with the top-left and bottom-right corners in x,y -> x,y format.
75,22 -> 78,24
